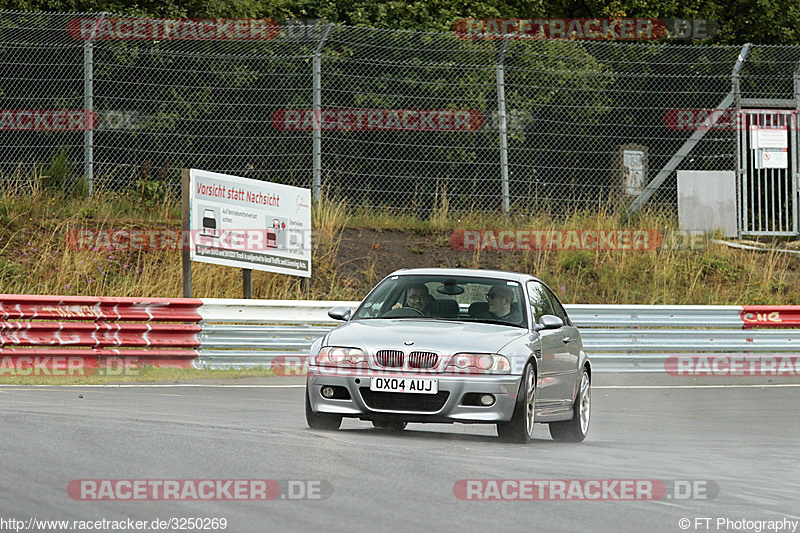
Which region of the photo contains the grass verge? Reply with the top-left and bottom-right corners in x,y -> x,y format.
1,182 -> 798,304
0,367 -> 276,385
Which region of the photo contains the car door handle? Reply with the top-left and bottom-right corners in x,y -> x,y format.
562,337 -> 571,344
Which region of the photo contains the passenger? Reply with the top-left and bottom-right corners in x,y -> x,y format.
479,286 -> 522,323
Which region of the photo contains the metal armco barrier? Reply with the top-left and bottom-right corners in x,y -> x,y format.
0,295 -> 203,373
196,300 -> 800,373
197,299 -> 342,369
2,295 -> 799,374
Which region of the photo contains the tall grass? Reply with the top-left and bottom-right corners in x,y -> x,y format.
0,171 -> 361,299
453,206 -> 799,305
1,171 -> 798,304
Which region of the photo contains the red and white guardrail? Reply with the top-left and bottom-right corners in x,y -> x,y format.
0,295 -> 202,374
739,306 -> 800,329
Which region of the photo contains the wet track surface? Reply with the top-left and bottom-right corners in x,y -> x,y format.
1,382 -> 798,532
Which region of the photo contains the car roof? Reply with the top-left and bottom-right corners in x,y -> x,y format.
386,267 -> 540,284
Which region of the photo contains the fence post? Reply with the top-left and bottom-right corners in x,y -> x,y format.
181,169 -> 192,298
733,43 -> 752,237
792,60 -> 800,236
313,23 -> 334,202
83,40 -> 93,195
732,43 -> 750,110
496,40 -> 510,215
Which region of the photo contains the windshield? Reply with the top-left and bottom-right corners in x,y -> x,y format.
352,274 -> 527,327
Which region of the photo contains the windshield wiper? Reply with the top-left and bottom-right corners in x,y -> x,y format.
459,317 -> 526,328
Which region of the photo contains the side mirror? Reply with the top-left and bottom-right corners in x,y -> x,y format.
536,314 -> 564,331
327,306 -> 352,321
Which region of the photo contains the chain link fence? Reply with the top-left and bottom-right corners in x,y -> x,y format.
2,10 -> 800,216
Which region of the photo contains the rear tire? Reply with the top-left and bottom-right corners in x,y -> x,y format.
497,362 -> 536,443
372,420 -> 407,432
305,386 -> 342,430
549,368 -> 590,442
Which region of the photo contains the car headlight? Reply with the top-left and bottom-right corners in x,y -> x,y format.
453,354 -> 472,369
315,346 -> 366,366
446,353 -> 511,374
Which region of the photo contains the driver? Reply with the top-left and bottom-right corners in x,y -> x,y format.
392,283 -> 434,316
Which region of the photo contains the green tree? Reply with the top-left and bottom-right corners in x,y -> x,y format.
3,0 -> 800,43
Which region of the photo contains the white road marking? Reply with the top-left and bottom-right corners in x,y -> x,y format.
650,500 -> 685,508
595,384 -> 800,389
0,384 -> 306,388
0,383 -> 797,389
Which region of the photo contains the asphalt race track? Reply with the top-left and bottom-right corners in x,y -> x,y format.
1,381 -> 798,532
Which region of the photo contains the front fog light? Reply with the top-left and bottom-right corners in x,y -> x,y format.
480,394 -> 495,406
321,386 -> 335,398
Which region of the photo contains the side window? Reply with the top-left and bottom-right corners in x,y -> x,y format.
360,282 -> 402,318
542,286 -> 570,325
527,281 -> 554,324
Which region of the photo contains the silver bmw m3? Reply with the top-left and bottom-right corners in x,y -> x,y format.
305,268 -> 591,443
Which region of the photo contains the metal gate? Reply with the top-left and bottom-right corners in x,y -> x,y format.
737,109 -> 798,237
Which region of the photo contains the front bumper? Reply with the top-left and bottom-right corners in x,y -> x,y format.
307,368 -> 522,424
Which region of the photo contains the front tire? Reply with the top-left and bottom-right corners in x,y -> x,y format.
549,368 -> 590,442
497,362 -> 536,443
305,386 -> 342,430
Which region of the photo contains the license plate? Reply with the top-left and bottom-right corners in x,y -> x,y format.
370,377 -> 438,394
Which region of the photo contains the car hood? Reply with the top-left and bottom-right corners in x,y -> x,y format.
324,319 -> 528,356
